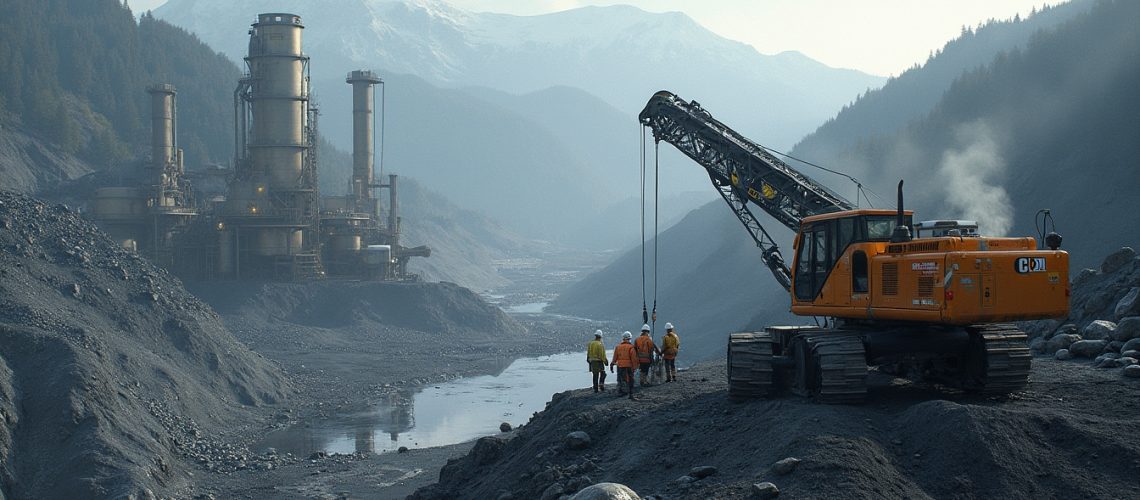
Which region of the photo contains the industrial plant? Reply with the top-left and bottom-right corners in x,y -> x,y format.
90,12 -> 428,281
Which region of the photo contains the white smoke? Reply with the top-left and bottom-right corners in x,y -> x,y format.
937,121 -> 1012,236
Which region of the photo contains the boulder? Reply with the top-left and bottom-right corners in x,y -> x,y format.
472,436 -> 505,465
1069,340 -> 1108,358
1046,334 -> 1082,354
571,483 -> 639,500
1083,292 -> 1113,316
540,483 -> 565,500
1101,247 -> 1136,274
1072,268 -> 1098,287
1122,350 -> 1140,359
689,466 -> 718,479
1081,320 -> 1116,340
1112,317 -> 1140,342
1023,319 -> 1060,340
752,482 -> 780,499
500,422 -> 512,432
1054,349 -> 1073,361
1029,338 -> 1046,354
1106,341 -> 1124,353
1120,357 -> 1138,367
1125,365 -> 1140,378
1122,338 -> 1140,353
565,431 -> 592,450
772,457 -> 801,475
1116,288 -> 1140,320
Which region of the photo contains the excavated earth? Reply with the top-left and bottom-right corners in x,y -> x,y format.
0,192 -> 289,499
410,359 -> 1140,500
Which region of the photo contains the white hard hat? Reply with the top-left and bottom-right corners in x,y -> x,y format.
622,331 -> 633,340
594,329 -> 603,338
665,322 -> 674,330
641,324 -> 651,332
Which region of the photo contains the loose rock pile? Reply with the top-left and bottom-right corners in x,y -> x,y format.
0,192 -> 289,498
1023,247 -> 1140,378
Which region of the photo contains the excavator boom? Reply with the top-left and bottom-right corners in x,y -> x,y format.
639,91 -> 854,290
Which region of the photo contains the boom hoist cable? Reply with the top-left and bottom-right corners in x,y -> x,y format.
639,127 -> 662,334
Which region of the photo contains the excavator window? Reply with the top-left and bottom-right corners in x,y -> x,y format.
852,251 -> 869,293
794,221 -> 836,301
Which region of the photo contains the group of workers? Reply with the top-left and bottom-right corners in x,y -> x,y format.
586,323 -> 680,400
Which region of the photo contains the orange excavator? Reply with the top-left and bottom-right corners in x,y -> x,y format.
639,91 -> 1069,403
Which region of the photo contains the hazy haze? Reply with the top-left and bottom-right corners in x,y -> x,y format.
131,0 -> 1065,75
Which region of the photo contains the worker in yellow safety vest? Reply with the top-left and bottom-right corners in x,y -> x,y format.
587,330 -> 608,392
661,322 -> 681,382
634,324 -> 662,387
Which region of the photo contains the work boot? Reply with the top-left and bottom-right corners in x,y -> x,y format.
593,385 -> 598,393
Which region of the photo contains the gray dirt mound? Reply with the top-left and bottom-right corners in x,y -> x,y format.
0,191 -> 290,499
190,280 -> 526,337
411,360 -> 1140,500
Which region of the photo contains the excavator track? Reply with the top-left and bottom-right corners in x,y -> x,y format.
727,332 -> 775,401
963,323 -> 1031,395
803,333 -> 868,404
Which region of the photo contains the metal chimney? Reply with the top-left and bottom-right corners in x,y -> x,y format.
146,84 -> 177,172
346,70 -> 382,212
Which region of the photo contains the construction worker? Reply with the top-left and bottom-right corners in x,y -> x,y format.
634,324 -> 662,387
587,330 -> 608,392
610,331 -> 638,399
661,322 -> 681,382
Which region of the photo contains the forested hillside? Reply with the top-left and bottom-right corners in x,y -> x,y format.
0,0 -> 238,184
791,1 -> 1092,167
798,0 -> 1138,268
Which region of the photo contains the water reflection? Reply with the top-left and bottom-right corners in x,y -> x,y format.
257,351 -> 600,456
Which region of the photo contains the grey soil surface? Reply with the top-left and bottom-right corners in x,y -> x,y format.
182,281 -> 594,499
411,357 -> 1140,499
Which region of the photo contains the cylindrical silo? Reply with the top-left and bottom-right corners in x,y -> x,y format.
246,13 -> 307,190
146,84 -> 177,170
347,70 -> 382,206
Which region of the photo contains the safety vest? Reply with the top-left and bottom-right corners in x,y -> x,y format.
635,335 -> 656,362
587,340 -> 607,363
662,332 -> 680,359
612,342 -> 639,368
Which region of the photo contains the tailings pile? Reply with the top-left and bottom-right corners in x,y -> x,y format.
0,192 -> 289,498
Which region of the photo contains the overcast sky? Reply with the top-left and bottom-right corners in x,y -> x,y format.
130,0 -> 1065,76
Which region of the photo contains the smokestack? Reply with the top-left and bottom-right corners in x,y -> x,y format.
146,84 -> 177,172
347,70 -> 382,210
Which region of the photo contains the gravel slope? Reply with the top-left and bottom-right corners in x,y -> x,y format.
0,192 -> 289,498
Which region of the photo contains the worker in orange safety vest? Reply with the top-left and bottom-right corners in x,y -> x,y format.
610,331 -> 639,399
634,324 -> 662,387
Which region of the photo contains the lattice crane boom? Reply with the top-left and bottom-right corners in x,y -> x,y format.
638,90 -> 855,291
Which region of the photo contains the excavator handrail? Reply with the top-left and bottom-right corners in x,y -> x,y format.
638,91 -> 855,291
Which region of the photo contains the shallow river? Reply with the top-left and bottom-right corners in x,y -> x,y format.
255,350 -> 608,456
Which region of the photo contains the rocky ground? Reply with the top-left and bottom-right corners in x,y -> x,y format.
0,192 -> 288,499
178,281 -> 595,499
411,357 -> 1140,500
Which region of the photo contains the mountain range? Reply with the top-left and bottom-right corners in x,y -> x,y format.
154,0 -> 885,242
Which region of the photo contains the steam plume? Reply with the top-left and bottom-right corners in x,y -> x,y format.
937,121 -> 1012,236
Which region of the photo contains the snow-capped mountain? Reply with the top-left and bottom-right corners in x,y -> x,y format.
154,0 -> 884,149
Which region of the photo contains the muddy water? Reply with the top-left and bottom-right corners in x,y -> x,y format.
256,351 -> 610,456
